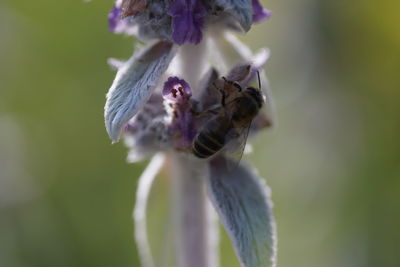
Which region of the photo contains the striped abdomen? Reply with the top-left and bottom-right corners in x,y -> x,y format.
193,116 -> 231,158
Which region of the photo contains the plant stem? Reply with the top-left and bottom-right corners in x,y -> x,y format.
177,41 -> 209,98
169,40 -> 218,267
170,153 -> 217,267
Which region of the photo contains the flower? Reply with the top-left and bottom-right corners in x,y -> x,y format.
168,0 -> 207,45
108,0 -> 272,44
252,0 -> 272,23
162,77 -> 196,149
108,5 -> 122,32
104,1 -> 277,267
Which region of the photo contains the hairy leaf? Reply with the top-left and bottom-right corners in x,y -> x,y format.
214,0 -> 253,32
104,41 -> 177,142
208,159 -> 277,267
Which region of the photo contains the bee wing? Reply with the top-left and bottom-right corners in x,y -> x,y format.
223,121 -> 252,170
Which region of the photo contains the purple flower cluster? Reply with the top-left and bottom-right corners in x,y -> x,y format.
162,77 -> 196,149
162,76 -> 192,103
168,0 -> 207,45
108,0 -> 271,45
108,5 -> 122,32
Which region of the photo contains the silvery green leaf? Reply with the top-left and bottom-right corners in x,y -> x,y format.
125,116 -> 170,163
104,41 -> 177,142
133,153 -> 165,267
207,160 -> 277,267
214,0 -> 253,32
124,95 -> 170,162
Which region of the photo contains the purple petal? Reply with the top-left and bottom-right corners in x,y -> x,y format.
168,0 -> 207,45
108,5 -> 122,32
176,107 -> 196,148
252,0 -> 272,23
162,77 -> 192,103
163,77 -> 195,149
108,4 -> 132,33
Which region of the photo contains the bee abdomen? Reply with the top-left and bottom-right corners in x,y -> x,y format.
193,130 -> 225,158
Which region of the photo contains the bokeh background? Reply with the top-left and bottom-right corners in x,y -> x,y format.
1,0 -> 399,266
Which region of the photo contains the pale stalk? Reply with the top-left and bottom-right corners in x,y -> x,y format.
133,39 -> 218,267
170,38 -> 219,267
170,153 -> 217,267
176,40 -> 209,98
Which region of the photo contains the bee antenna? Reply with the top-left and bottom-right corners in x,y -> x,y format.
256,70 -> 261,89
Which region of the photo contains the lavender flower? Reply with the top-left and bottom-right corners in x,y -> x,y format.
104,1 -> 277,267
168,0 -> 207,45
162,77 -> 196,149
252,0 -> 272,23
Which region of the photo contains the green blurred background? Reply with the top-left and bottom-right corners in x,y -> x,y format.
0,0 -> 399,266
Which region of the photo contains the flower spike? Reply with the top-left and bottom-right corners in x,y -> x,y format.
104,0 -> 277,266
168,0 -> 207,45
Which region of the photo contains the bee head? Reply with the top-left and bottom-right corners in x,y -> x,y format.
245,87 -> 263,108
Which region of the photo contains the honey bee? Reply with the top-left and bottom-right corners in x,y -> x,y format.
192,72 -> 264,161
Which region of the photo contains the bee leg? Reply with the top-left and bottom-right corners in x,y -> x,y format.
190,108 -> 201,116
233,82 -> 242,92
191,106 -> 221,118
211,80 -> 226,107
222,76 -> 242,92
190,101 -> 201,117
207,108 -> 219,115
212,82 -> 219,91
219,89 -> 226,106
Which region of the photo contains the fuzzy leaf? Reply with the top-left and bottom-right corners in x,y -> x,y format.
104,41 -> 177,142
134,153 -> 166,267
208,159 -> 277,267
215,0 -> 253,32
